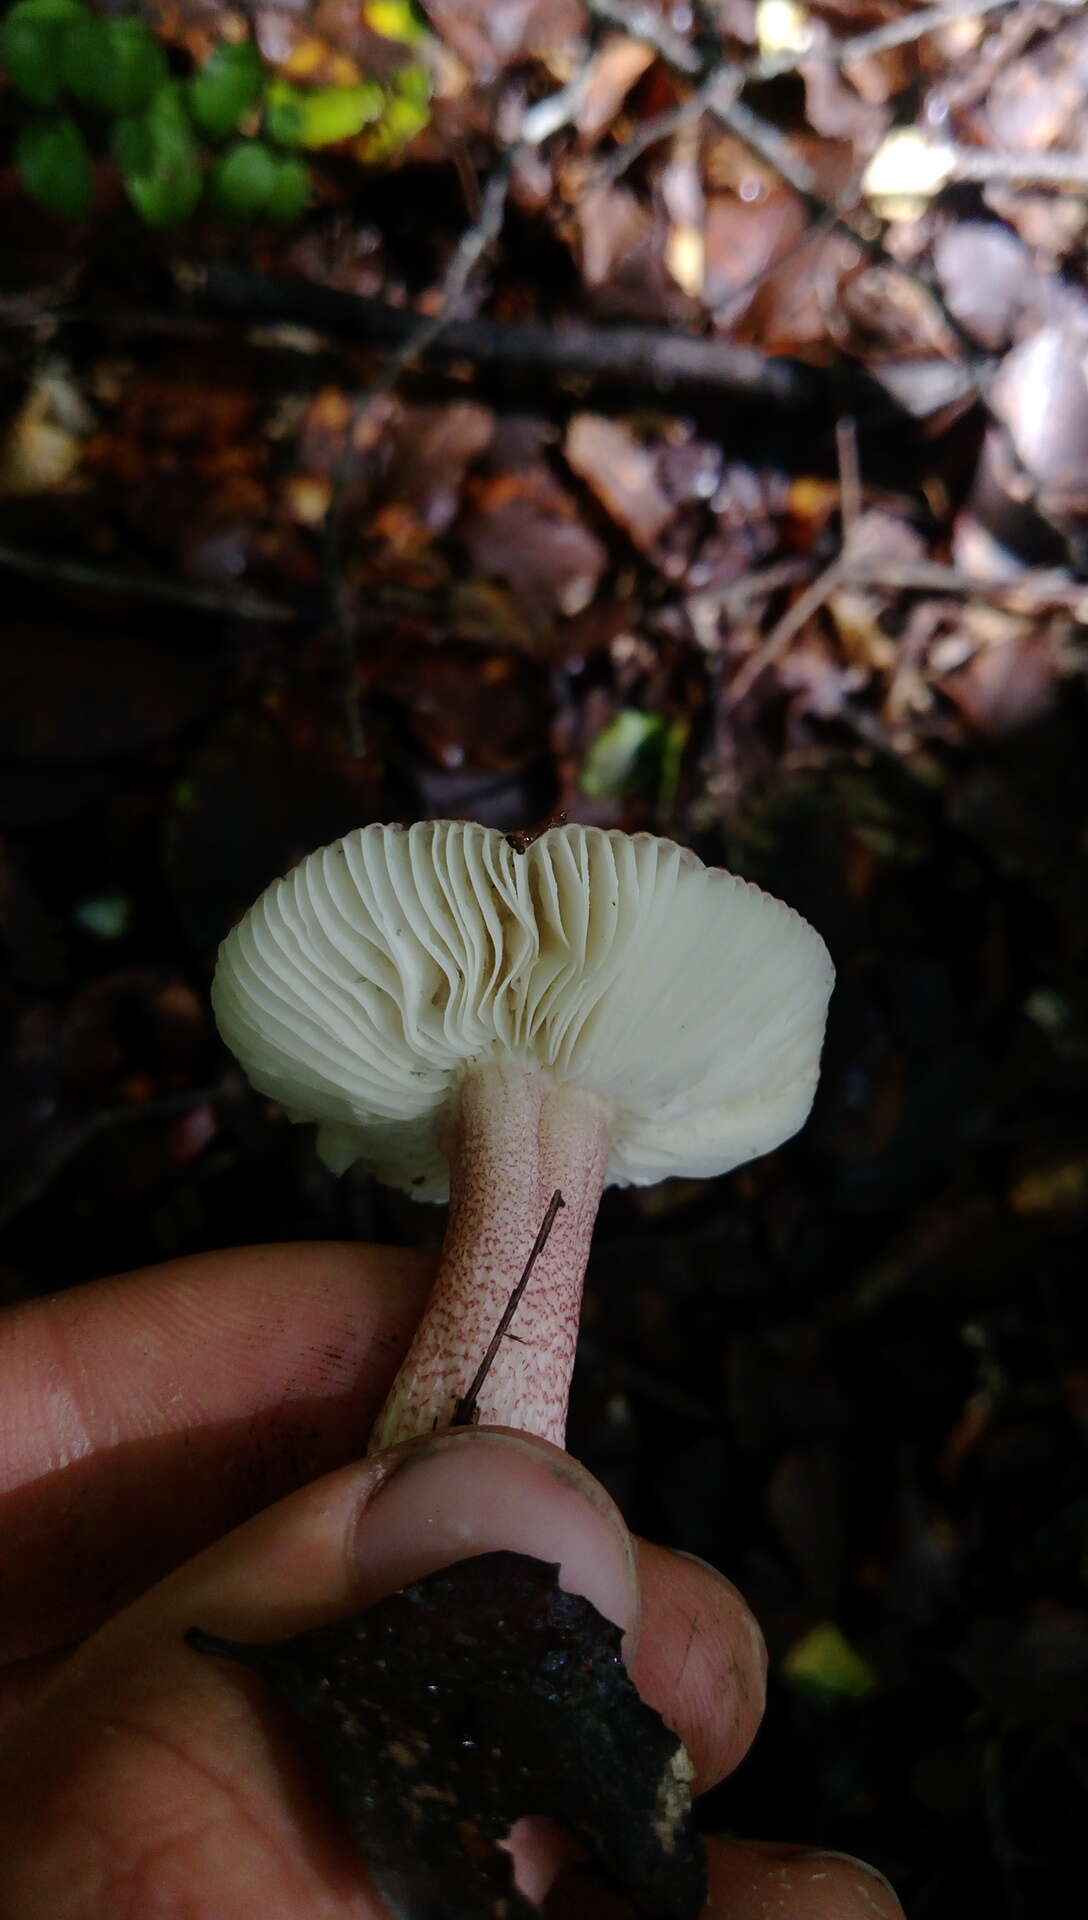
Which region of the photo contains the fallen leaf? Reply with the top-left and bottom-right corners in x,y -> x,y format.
565,415 -> 673,551
460,466 -> 608,619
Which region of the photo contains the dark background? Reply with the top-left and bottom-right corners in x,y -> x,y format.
2,4 -> 1087,1915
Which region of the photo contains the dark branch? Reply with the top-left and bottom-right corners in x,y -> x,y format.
198,266 -> 828,411
0,539 -> 295,623
452,1190 -> 566,1428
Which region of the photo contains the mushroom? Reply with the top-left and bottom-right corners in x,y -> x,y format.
211,821 -> 833,1451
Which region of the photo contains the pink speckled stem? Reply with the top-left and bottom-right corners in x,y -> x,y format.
370,1063 -> 612,1451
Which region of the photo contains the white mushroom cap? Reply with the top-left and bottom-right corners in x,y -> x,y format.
212,821 -> 834,1201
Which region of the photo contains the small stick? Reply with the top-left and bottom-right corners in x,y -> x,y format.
504,811 -> 569,854
836,414 -> 862,544
452,1191 -> 566,1427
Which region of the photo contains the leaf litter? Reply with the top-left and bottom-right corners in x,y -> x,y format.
3,2 -> 1088,1913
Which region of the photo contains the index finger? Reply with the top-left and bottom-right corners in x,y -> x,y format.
0,1242 -> 434,1661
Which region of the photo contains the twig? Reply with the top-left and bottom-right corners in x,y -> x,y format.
729,552 -> 849,701
721,549 -> 1087,698
758,0 -> 1073,76
836,414 -> 862,542
451,1190 -> 566,1427
199,269 -> 830,408
0,539 -> 295,622
690,556 -> 813,621
589,0 -> 701,73
842,558 -> 1088,612
949,145 -> 1088,189
593,72 -> 729,188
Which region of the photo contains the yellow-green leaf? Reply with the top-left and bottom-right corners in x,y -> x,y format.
265,78 -> 383,149
363,0 -> 426,43
781,1623 -> 878,1702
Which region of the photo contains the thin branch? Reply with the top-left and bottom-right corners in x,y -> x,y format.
720,549 -> 1087,700
836,414 -> 862,542
0,539 -> 295,622
593,75 -> 726,188
198,269 -> 830,408
451,1190 -> 566,1428
949,145 -> 1088,189
842,558 -> 1088,612
756,0 -> 1074,74
589,0 -> 701,74
729,552 -> 849,701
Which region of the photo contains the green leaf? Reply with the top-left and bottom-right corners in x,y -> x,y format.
363,0 -> 427,43
114,84 -> 203,228
208,140 -> 278,219
359,89 -> 430,162
15,112 -> 94,219
62,15 -> 166,113
265,78 -> 383,149
265,155 -> 310,223
189,40 -> 265,140
1,0 -> 87,107
781,1623 -> 878,1703
581,711 -> 668,800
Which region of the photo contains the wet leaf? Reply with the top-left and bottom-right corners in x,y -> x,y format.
188,40 -> 266,141
782,1622 -> 879,1702
265,78 -> 384,149
0,0 -> 86,107
264,155 -> 311,223
208,141 -> 280,221
460,465 -> 607,621
364,0 -> 427,45
61,15 -> 167,115
14,113 -> 94,221
114,84 -> 203,228
189,1552 -> 706,1920
565,416 -> 673,553
581,710 -> 686,805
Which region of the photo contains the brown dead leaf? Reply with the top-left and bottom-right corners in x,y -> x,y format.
384,402 -> 493,531
569,179 -> 685,322
565,415 -> 673,552
989,322 -> 1088,518
984,13 -> 1088,152
703,187 -> 810,330
577,33 -> 656,145
933,220 -> 1053,352
375,641 -> 550,772
421,0 -> 585,79
460,466 -> 608,619
936,613 -> 1066,739
575,183 -> 654,290
802,55 -> 892,146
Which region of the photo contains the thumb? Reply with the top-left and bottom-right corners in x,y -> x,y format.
0,1432 -> 639,1918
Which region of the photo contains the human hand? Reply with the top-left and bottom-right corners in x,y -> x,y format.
0,1244 -> 904,1917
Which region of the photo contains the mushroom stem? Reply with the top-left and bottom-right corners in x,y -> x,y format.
370,1062 -> 612,1451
